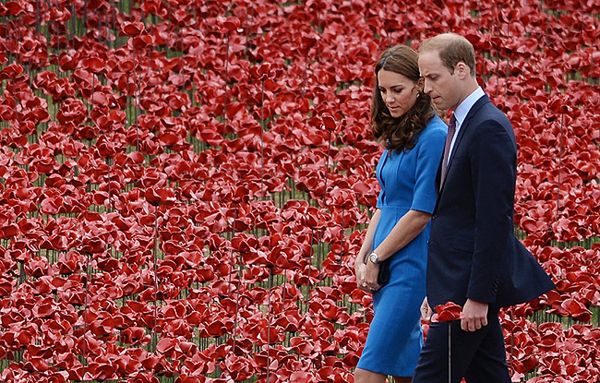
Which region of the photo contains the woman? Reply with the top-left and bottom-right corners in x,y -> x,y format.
354,45 -> 447,383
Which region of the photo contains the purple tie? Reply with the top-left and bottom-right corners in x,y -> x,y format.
440,114 -> 457,188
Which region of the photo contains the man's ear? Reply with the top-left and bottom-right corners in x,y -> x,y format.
455,62 -> 471,79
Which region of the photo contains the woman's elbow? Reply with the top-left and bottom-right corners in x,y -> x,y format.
412,211 -> 432,230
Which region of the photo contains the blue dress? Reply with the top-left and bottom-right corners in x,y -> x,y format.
357,116 -> 447,376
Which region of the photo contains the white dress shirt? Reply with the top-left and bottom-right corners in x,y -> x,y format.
446,86 -> 486,163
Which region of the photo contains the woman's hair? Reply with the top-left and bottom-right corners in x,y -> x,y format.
371,45 -> 435,152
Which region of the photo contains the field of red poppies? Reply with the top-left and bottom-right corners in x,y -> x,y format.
0,0 -> 598,382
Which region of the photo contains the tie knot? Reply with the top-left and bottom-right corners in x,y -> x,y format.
440,113 -> 457,188
448,114 -> 457,131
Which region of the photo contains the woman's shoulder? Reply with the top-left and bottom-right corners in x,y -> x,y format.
420,115 -> 448,141
425,114 -> 448,132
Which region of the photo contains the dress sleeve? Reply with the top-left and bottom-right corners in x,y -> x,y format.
410,125 -> 446,214
375,150 -> 386,209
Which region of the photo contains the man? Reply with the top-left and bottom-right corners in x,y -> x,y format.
414,33 -> 555,383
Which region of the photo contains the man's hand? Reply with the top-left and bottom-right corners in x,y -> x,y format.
420,297 -> 432,321
460,299 -> 488,332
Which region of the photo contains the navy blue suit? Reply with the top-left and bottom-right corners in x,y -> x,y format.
413,95 -> 554,383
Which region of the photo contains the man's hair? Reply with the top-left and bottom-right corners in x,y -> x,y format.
420,33 -> 476,76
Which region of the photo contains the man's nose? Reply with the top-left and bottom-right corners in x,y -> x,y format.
423,80 -> 432,94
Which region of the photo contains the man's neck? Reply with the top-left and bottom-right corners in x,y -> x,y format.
453,81 -> 480,111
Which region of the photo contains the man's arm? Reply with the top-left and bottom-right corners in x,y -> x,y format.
463,118 -> 516,331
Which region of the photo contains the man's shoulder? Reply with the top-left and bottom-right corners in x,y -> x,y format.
469,99 -> 511,128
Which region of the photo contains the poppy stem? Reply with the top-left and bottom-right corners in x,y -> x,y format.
260,78 -> 265,196
35,0 -> 40,33
448,323 -> 451,383
18,261 -> 25,285
231,251 -> 243,353
151,207 -> 160,352
68,3 -> 75,40
509,309 -> 514,374
83,0 -> 88,35
555,113 -> 564,226
265,266 -> 273,382
111,0 -> 116,49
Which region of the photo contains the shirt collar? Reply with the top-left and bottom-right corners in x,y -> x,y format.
453,86 -> 485,127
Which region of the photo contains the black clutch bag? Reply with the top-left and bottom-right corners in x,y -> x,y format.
377,259 -> 391,287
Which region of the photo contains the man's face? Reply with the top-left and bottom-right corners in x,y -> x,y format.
418,50 -> 460,111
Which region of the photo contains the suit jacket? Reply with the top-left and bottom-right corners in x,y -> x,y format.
427,95 -> 555,308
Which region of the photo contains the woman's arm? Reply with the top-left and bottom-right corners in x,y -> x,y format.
355,209 -> 381,265
364,209 -> 431,290
372,209 -> 431,261
354,209 -> 381,291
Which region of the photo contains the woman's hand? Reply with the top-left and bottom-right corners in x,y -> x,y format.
354,251 -> 369,291
355,261 -> 370,292
364,260 -> 381,292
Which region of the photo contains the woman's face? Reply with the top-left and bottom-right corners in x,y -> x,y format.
377,69 -> 419,118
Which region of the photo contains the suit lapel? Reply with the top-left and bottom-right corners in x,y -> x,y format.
434,95 -> 490,210
434,154 -> 443,190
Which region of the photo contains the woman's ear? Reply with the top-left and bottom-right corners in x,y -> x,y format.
415,78 -> 424,94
